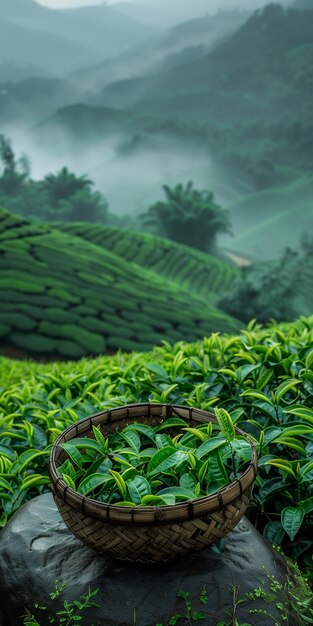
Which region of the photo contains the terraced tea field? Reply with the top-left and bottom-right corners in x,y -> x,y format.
0,209 -> 240,359
56,222 -> 236,298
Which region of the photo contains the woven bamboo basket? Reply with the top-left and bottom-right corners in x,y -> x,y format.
49,403 -> 258,563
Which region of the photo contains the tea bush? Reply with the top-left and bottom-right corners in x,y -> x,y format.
0,316 -> 312,575
0,208 -> 239,358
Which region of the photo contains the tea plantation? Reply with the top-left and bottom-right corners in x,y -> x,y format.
56,222 -> 236,298
0,316 -> 312,578
0,208 -> 239,359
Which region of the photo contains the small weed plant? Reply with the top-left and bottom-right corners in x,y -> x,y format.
22,564 -> 312,626
21,580 -> 99,626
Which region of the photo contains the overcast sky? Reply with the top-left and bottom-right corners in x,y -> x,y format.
38,0 -> 290,8
38,0 -> 124,7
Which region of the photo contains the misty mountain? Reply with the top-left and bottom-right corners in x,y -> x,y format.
0,62 -> 52,84
94,4 -> 313,122
35,104 -> 154,147
70,9 -> 249,94
0,18 -> 94,77
113,0 -> 291,29
0,77 -> 80,126
292,0 -> 313,8
0,0 -> 155,78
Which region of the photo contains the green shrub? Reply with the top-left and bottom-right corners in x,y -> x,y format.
0,315 -> 313,576
0,279 -> 45,293
57,340 -> 86,359
0,313 -> 36,331
61,325 -> 105,354
48,288 -> 80,305
0,323 -> 10,338
11,332 -> 55,353
43,308 -> 76,324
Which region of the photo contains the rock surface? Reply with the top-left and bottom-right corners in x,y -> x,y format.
0,493 -> 293,626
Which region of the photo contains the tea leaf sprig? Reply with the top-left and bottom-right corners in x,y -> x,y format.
58,409 -> 253,506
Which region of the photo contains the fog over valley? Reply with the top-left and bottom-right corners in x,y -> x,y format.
0,0 -> 312,260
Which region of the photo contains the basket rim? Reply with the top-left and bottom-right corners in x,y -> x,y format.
49,402 -> 258,526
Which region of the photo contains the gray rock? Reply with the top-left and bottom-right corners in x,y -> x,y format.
0,493 -> 293,626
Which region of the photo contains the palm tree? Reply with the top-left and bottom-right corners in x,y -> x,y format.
41,167 -> 93,205
141,182 -> 232,252
0,135 -> 29,194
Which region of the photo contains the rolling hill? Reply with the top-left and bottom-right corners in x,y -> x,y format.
53,222 -> 236,299
0,209 -> 240,359
0,0 -> 156,78
94,5 -> 313,120
0,18 -> 93,76
0,78 -> 81,126
224,176 -> 313,258
69,9 -> 249,94
35,104 -> 154,147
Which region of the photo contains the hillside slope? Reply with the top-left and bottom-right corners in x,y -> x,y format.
0,209 -> 240,359
56,222 -> 236,299
224,177 -> 313,258
0,18 -> 93,76
0,0 -> 154,68
95,5 -> 313,124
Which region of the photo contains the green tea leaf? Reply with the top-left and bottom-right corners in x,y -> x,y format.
10,449 -> 50,474
230,439 -> 252,463
0,477 -> 13,492
120,429 -> 141,453
208,449 -> 228,483
283,405 -> 313,424
148,449 -> 189,477
156,418 -> 188,432
179,473 -> 197,491
62,473 -> 76,490
156,433 -> 174,449
274,379 -> 301,403
265,459 -> 296,478
126,476 -> 151,505
272,437 -> 306,455
60,443 -> 84,468
77,473 -> 113,496
110,469 -> 127,499
92,426 -> 107,452
240,390 -> 270,403
156,487 -> 196,501
195,437 -> 227,460
182,427 -> 206,442
145,363 -> 169,378
141,494 -> 175,506
125,423 -> 156,442
300,460 -> 313,479
61,437 -> 102,454
214,408 -> 235,441
146,446 -> 177,474
259,477 -> 289,503
20,474 -> 51,493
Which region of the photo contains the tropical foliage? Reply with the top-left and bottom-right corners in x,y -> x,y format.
1,315 -> 312,575
0,137 -> 108,223
140,182 -> 232,252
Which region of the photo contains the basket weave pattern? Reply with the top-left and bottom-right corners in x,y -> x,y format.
50,403 -> 258,562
